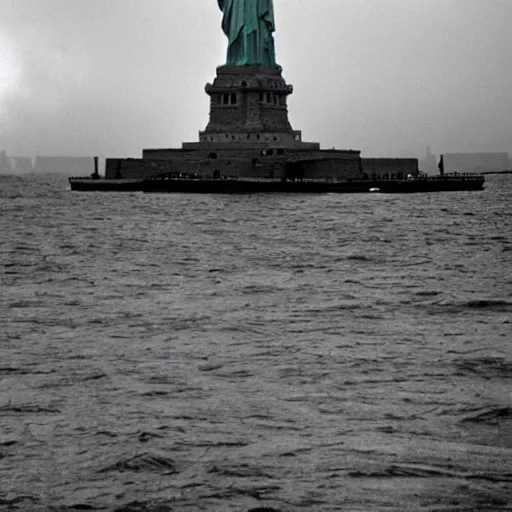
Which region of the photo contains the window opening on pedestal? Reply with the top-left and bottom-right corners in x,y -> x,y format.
223,93 -> 229,105
231,93 -> 237,105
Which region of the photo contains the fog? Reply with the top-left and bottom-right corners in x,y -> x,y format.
1,0 -> 511,160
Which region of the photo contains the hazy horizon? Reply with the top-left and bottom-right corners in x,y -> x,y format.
1,0 -> 511,160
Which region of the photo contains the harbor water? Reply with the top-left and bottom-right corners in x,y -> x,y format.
1,174 -> 511,511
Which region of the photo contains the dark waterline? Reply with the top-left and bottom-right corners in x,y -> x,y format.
1,174 -> 511,511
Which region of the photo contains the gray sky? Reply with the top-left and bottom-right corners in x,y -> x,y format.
0,0 -> 511,159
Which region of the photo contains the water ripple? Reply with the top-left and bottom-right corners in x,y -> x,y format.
1,174 -> 511,511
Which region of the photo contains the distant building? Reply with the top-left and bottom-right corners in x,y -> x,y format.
10,157 -> 33,173
0,151 -> 12,173
34,156 -> 94,175
419,146 -> 438,175
443,152 -> 511,174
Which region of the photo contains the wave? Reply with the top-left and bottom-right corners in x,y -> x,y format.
424,297 -> 512,314
348,464 -> 512,482
112,498 -> 282,512
113,502 -> 173,512
247,508 -> 281,512
201,484 -> 282,501
349,464 -> 453,478
0,440 -> 17,447
0,367 -> 27,375
208,463 -> 274,478
66,505 -> 105,511
453,357 -> 512,379
460,406 -> 512,424
99,453 -> 177,474
0,403 -> 61,414
8,300 -> 49,309
345,254 -> 374,262
414,290 -> 441,297
136,431 -> 164,444
466,299 -> 512,310
0,496 -> 39,508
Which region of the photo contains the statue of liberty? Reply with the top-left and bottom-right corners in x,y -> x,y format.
217,0 -> 277,68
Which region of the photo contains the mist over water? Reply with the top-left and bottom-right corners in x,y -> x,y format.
1,174 -> 511,511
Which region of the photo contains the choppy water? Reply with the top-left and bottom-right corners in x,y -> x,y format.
1,173 -> 511,512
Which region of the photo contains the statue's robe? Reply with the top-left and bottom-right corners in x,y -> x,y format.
218,0 -> 277,68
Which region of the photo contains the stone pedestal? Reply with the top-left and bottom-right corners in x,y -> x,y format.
107,64 -> 374,180
191,65 -> 311,148
103,37 -> 419,181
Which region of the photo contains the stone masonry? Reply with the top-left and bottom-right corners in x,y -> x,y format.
105,65 -> 418,181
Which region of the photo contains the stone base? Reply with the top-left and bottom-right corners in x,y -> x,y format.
104,151 -> 418,183
103,64 -> 418,183
105,146 -> 364,182
200,65 -> 301,144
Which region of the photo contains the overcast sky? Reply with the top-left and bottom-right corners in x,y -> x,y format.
0,0 -> 511,159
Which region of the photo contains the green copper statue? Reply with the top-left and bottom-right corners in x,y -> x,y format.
217,0 -> 277,68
